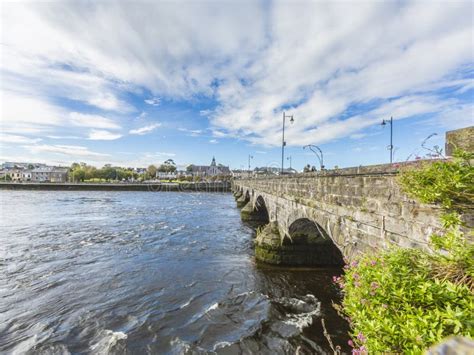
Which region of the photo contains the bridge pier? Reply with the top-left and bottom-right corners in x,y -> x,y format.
255,220 -> 344,266
240,200 -> 269,225
236,194 -> 248,208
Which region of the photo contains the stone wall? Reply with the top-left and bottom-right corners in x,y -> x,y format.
0,181 -> 231,192
233,164 -> 444,264
445,126 -> 473,156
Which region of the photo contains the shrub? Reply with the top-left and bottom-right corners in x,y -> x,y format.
398,149 -> 473,211
338,150 -> 474,353
340,250 -> 473,353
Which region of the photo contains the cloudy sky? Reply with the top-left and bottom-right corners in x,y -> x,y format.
1,0 -> 472,170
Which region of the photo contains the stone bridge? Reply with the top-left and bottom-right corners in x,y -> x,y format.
232,164 -> 443,266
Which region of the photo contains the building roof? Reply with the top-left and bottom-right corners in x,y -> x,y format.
32,167 -> 69,173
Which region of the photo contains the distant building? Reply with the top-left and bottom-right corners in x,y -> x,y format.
188,157 -> 231,177
231,169 -> 252,178
134,167 -> 147,175
156,170 -> 191,180
9,169 -> 23,181
32,167 -> 68,182
1,162 -> 47,170
21,170 -> 32,181
254,167 -> 297,175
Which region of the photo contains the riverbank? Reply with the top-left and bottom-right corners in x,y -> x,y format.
0,181 -> 231,192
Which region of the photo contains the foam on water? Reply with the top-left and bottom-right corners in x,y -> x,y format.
89,330 -> 127,354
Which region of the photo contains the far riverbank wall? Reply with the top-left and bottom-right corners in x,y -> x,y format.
0,182 -> 231,192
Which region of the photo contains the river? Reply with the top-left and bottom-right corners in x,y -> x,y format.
0,191 -> 350,354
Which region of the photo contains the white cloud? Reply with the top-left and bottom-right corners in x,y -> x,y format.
199,109 -> 211,116
69,112 -> 121,130
0,90 -> 65,134
0,134 -> 42,144
209,139 -> 218,144
207,2 -> 473,146
129,123 -> 161,135
24,144 -> 109,158
178,128 -> 203,137
144,97 -> 161,106
46,135 -> 82,140
136,111 -> 147,119
88,129 -> 123,140
425,103 -> 474,130
350,133 -> 367,140
1,1 -> 472,152
158,152 -> 176,157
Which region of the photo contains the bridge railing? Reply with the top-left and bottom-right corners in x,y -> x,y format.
235,159 -> 443,180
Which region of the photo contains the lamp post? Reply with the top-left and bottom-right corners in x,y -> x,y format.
303,145 -> 324,170
381,116 -> 393,164
281,112 -> 294,174
287,156 -> 292,170
248,155 -> 253,176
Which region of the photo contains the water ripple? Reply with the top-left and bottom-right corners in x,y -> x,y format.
0,191 -> 349,354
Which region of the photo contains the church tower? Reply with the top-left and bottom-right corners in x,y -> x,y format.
211,156 -> 216,166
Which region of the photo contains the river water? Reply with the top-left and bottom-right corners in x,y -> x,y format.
0,191 -> 350,354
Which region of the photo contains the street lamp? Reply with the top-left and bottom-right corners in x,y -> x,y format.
381,116 -> 393,164
248,155 -> 254,176
281,112 -> 294,174
287,155 -> 292,170
303,144 -> 324,170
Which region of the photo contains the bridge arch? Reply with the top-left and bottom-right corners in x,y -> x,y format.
284,218 -> 344,265
253,195 -> 270,224
240,194 -> 270,226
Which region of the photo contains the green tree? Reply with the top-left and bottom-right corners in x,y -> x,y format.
158,160 -> 177,173
147,165 -> 157,179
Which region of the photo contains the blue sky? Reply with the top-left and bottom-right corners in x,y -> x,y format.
0,0 -> 473,170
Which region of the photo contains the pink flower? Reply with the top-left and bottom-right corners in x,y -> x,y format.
353,273 -> 360,281
352,346 -> 368,355
370,282 -> 379,289
351,260 -> 359,267
348,339 -> 354,347
382,304 -> 388,309
370,260 -> 377,266
357,332 -> 366,342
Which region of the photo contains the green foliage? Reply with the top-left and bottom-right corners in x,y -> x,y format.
398,149 -> 474,211
147,164 -> 158,178
70,163 -> 138,182
339,150 -> 474,353
341,250 -> 473,354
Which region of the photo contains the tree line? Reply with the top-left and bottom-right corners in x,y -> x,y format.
69,159 -> 183,182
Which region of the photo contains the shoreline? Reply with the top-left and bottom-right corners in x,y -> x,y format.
0,182 -> 231,192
